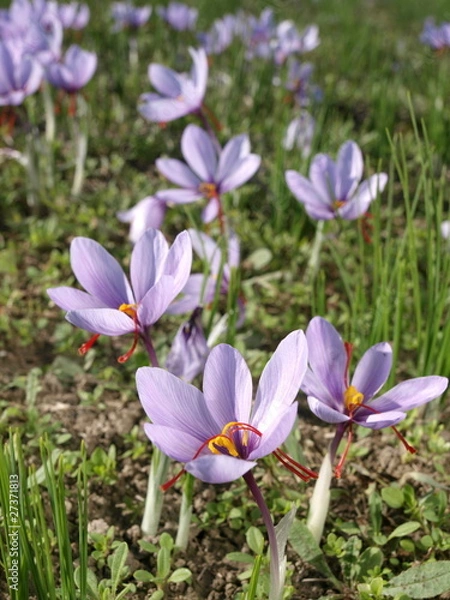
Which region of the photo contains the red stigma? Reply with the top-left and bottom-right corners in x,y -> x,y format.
78,333 -> 101,355
272,448 -> 318,482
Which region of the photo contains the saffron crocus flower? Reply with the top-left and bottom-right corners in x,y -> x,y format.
117,195 -> 168,244
302,317 -> 448,477
273,22 -> 320,65
57,2 -> 90,30
0,40 -> 43,106
168,228 -> 243,319
111,2 -> 151,31
284,60 -> 321,107
137,330 -> 316,485
166,307 -> 209,382
47,229 -> 192,363
156,124 -> 260,223
138,47 -> 207,123
198,15 -> 236,55
157,2 -> 198,31
283,111 -> 315,157
241,8 -> 275,60
46,44 -> 97,92
420,18 -> 450,52
285,140 -> 388,221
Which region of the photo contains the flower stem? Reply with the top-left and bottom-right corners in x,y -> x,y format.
244,471 -> 281,600
175,473 -> 194,550
307,219 -> 325,281
71,95 -> 88,196
306,450 -> 333,544
141,328 -> 159,367
141,447 -> 170,535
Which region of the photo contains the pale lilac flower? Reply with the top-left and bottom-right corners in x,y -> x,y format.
285,59 -> 321,106
302,317 -> 448,476
138,47 -> 207,123
56,2 -> 90,30
283,111 -> 315,158
286,140 -> 388,221
156,124 -> 260,223
157,2 -> 197,31
168,229 -> 241,317
273,22 -> 320,65
241,8 -> 275,60
46,44 -> 97,92
0,40 -> 43,106
47,229 -> 192,362
166,307 -> 209,382
117,195 -> 167,244
420,18 -> 450,51
137,329 -> 313,484
111,2 -> 151,31
198,15 -> 236,55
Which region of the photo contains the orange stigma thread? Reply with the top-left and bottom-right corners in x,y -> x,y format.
78,333 -> 101,355
117,303 -> 140,363
272,448 -> 318,482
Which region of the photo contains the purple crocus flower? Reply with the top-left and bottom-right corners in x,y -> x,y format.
284,59 -> 321,107
241,8 -> 275,60
46,44 -> 97,92
198,15 -> 236,55
283,111 -> 315,157
273,22 -> 320,65
47,229 -> 192,363
302,317 -> 448,477
117,195 -> 168,244
111,2 -> 151,31
0,40 -> 43,106
156,124 -> 261,223
286,140 -> 388,221
420,18 -> 450,52
56,2 -> 90,30
168,228 -> 242,319
137,329 -> 316,485
138,47 -> 207,123
157,2 -> 197,31
166,307 -> 209,382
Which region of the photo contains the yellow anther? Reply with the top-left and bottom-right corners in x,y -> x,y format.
208,434 -> 239,457
333,199 -> 346,210
118,303 -> 137,318
344,385 -> 364,410
198,182 -> 217,199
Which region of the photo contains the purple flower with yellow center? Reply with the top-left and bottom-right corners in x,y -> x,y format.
137,329 -> 317,485
47,229 -> 192,363
157,2 -> 197,32
138,47 -> 207,124
156,124 -> 261,224
46,44 -> 97,93
302,317 -> 448,477
285,140 -> 388,221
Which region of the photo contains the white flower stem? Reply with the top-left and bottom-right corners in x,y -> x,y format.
306,450 -> 333,544
71,95 -> 88,196
141,447 -> 170,536
307,219 -> 325,280
175,473 -> 194,550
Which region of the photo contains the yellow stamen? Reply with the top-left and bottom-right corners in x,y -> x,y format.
208,434 -> 239,457
198,182 -> 217,199
118,303 -> 137,318
207,421 -> 256,457
344,385 -> 364,410
333,199 -> 346,209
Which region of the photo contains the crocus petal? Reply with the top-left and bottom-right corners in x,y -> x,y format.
285,170 -> 334,220
301,367 -> 337,407
338,173 -> 388,220
307,396 -> 350,424
181,124 -> 217,181
138,275 -> 176,326
138,97 -> 191,122
66,308 -> 134,335
189,47 -> 208,99
156,158 -> 201,189
309,153 -> 336,204
130,228 -> 168,302
117,196 -> 167,244
354,410 -> 406,430
185,454 -> 256,484
143,423 -> 203,462
189,229 -> 222,274
227,229 -> 240,269
163,230 -> 193,298
368,376 -> 448,413
167,274 -> 216,314
70,237 -> 133,308
252,330 -> 308,432
136,367 -> 219,437
219,154 -> 261,193
203,344 -> 253,425
351,342 -> 392,400
201,198 -> 220,223
149,63 -> 182,97
335,141 -> 363,200
215,134 -> 250,183
157,188 -> 204,205
249,403 -> 298,460
47,287 -> 109,311
305,317 -> 346,406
